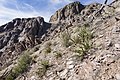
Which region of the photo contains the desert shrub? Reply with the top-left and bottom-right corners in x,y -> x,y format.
74,26 -> 92,59
44,46 -> 51,54
59,24 -> 92,59
80,27 -> 92,41
43,42 -> 52,54
41,60 -> 49,68
32,46 -> 39,52
71,32 -> 81,44
60,31 -> 71,47
36,60 -> 50,78
54,51 -> 62,59
6,51 -> 32,80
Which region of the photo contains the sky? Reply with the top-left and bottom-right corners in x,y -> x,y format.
0,0 -> 113,25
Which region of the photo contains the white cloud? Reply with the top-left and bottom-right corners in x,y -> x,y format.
0,0 -> 79,25
0,0 -> 113,26
0,0 -> 52,25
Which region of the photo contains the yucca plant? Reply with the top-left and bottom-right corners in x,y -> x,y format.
60,31 -> 71,47
72,32 -> 81,44
74,26 -> 93,59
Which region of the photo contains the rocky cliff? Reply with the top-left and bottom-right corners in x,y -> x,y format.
49,1 -> 84,22
0,1 -> 120,80
0,16 -> 56,71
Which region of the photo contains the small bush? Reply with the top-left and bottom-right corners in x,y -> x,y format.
36,60 -> 50,78
41,60 -> 49,68
59,25 -> 92,60
6,51 -> 32,80
60,31 -> 71,47
74,26 -> 92,59
54,51 -> 62,59
72,32 -> 81,44
44,46 -> 51,54
36,67 -> 47,78
43,42 -> 52,54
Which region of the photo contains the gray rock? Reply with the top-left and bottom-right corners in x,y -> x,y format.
112,26 -> 120,33
116,74 -> 120,80
67,65 -> 74,69
0,16 -> 52,69
66,61 -> 74,65
49,1 -> 85,22
60,69 -> 68,77
115,43 -> 120,50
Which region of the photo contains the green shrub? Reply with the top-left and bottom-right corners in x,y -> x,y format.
60,31 -> 71,47
54,51 -> 62,59
36,60 -> 50,78
72,32 -> 81,44
41,60 -> 49,68
44,46 -> 51,54
43,42 -> 52,54
78,27 -> 91,42
59,25 -> 92,60
6,51 -> 32,80
36,67 -> 47,78
74,26 -> 92,59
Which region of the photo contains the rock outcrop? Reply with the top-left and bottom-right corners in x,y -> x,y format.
0,16 -> 53,70
49,1 -> 84,23
0,17 -> 47,49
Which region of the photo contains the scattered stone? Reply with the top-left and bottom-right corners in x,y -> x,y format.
115,17 -> 120,21
30,76 -> 36,80
60,69 -> 68,77
116,74 -> 120,80
105,40 -> 112,47
68,76 -> 73,80
67,65 -> 74,69
99,35 -> 104,38
66,61 -> 74,65
112,26 -> 120,33
115,44 -> 120,50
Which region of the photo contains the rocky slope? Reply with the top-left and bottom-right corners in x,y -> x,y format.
0,1 -> 120,80
0,17 -> 52,70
